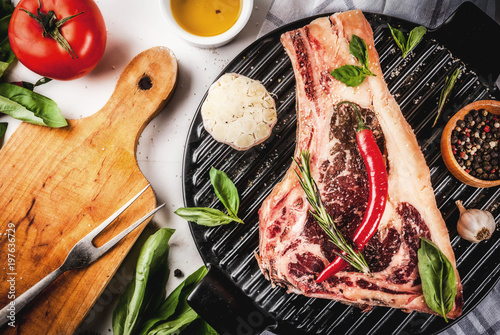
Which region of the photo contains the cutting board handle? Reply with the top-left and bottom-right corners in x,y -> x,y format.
93,46 -> 178,147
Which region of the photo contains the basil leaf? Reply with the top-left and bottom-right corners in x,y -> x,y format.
406,26 -> 427,57
349,34 -> 370,69
138,266 -> 208,335
0,83 -> 67,127
433,68 -> 461,127
147,305 -> 199,335
418,237 -> 457,322
210,167 -> 240,218
175,207 -> 235,226
331,35 -> 375,87
388,24 -> 427,58
112,228 -> 175,335
388,24 -> 407,56
331,65 -> 367,87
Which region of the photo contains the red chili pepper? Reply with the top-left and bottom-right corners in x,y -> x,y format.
316,102 -> 388,283
484,126 -> 491,133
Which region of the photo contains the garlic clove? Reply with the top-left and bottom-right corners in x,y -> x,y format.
455,200 -> 496,243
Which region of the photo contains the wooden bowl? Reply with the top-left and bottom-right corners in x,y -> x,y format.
441,100 -> 500,188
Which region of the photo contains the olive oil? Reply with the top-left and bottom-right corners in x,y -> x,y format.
171,0 -> 242,37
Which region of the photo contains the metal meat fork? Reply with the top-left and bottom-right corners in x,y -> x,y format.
0,184 -> 164,327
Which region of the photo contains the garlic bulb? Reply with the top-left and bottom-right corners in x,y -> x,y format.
455,200 -> 496,243
201,73 -> 277,151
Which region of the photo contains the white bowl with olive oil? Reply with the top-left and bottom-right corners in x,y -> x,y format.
160,0 -> 253,48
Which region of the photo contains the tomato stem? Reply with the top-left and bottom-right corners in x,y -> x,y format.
20,0 -> 83,59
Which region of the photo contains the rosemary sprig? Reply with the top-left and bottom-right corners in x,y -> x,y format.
432,68 -> 461,127
293,150 -> 370,274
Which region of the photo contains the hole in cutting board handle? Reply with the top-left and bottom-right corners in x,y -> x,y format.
139,75 -> 153,90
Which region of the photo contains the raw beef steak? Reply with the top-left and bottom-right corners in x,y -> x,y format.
256,10 -> 463,318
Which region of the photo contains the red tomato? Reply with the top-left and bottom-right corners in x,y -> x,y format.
8,0 -> 107,80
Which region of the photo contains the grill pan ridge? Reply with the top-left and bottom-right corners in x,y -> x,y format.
183,4 -> 500,335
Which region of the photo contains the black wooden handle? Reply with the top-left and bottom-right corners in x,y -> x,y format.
187,264 -> 277,335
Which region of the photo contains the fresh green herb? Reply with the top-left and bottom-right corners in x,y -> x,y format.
331,34 -> 375,87
349,35 -> 372,72
331,65 -> 371,88
113,231 -> 217,335
0,83 -> 67,127
174,207 -> 236,227
138,266 -> 214,335
112,228 -> 175,335
210,167 -> 240,218
418,237 -> 457,322
175,167 -> 244,226
433,68 -> 461,127
388,24 -> 427,58
294,150 -> 370,274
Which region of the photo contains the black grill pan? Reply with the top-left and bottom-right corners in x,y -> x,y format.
183,3 -> 500,334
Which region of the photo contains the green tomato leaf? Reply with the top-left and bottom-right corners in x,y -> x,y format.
139,266 -> 208,335
331,65 -> 367,87
0,83 -> 67,127
349,34 -> 369,69
112,228 -> 175,335
210,167 -> 240,218
175,207 -> 236,226
388,24 -> 407,57
418,237 -> 457,322
34,77 -> 52,88
406,26 -> 427,57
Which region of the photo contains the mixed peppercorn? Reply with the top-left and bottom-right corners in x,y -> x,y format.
450,108 -> 499,181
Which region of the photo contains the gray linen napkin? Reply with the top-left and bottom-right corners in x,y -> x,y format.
258,1 -> 499,334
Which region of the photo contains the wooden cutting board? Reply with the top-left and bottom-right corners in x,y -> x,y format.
0,46 -> 177,334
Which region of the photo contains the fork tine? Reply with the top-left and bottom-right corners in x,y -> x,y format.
85,184 -> 151,241
95,203 -> 165,256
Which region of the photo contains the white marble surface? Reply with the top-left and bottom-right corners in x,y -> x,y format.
2,0 -> 271,333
